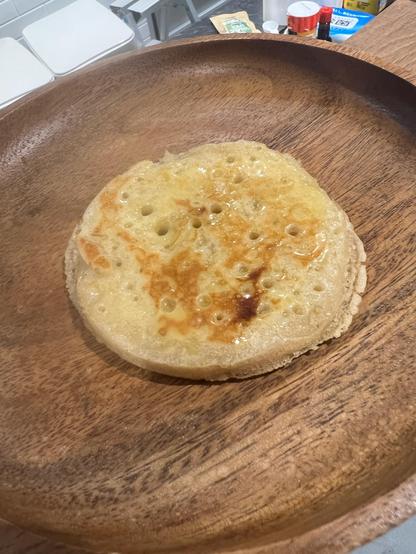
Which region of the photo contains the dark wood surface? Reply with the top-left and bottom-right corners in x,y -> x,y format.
0,32 -> 415,554
0,521 -> 85,554
349,0 -> 416,83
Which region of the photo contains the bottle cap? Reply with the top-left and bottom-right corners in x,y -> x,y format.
319,6 -> 333,24
287,1 -> 321,34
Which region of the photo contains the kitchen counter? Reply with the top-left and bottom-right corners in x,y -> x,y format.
173,0 -> 264,38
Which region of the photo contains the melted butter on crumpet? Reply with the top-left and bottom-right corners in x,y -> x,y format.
66,141 -> 366,380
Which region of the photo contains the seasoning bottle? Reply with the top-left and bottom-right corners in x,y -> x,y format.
287,1 -> 321,37
317,6 -> 333,41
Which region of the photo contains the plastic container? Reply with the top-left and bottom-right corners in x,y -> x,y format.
23,0 -> 135,76
287,1 -> 321,36
329,7 -> 375,41
262,20 -> 280,32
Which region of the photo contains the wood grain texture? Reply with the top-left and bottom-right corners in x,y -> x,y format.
0,520 -> 86,554
0,35 -> 415,554
349,0 -> 416,83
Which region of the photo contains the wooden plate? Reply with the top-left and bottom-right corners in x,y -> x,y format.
0,36 -> 415,554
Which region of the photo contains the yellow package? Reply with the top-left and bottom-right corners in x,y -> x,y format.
210,11 -> 260,34
343,0 -> 387,15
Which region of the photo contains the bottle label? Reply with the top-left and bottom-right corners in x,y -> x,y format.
331,14 -> 359,29
210,11 -> 260,33
223,18 -> 252,32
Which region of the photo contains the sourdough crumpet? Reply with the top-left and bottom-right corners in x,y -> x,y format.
65,141 -> 366,380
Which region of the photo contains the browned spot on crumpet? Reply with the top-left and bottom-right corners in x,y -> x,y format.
248,266 -> 265,282
78,237 -> 111,270
235,293 -> 260,321
175,198 -> 206,215
175,198 -> 192,209
85,158 -> 326,343
94,255 -> 111,269
100,189 -> 119,213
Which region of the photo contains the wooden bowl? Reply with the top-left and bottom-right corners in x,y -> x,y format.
0,36 -> 415,554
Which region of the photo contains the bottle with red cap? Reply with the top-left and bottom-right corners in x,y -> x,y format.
287,1 -> 321,37
317,6 -> 333,41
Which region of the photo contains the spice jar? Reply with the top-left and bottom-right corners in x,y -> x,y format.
287,1 -> 321,36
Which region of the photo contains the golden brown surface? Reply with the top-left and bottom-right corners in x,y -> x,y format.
0,34 -> 415,554
67,142 -> 365,379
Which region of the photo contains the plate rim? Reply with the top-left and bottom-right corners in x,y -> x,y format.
1,34 -> 415,122
0,35 -> 415,553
